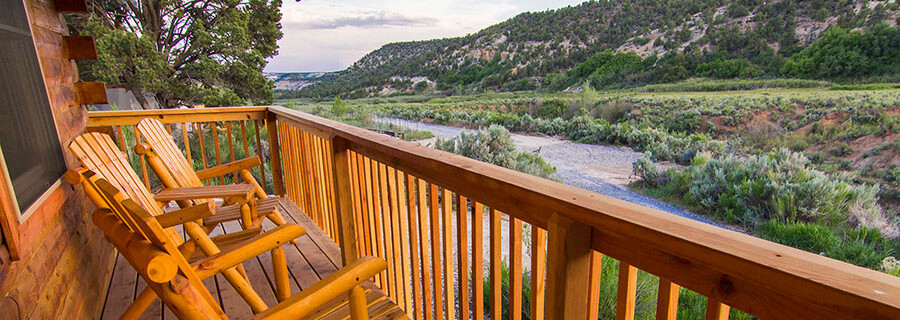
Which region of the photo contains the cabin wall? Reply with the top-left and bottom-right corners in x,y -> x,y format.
0,0 -> 116,319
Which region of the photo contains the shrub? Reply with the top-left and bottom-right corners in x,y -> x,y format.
758,221 -> 840,253
331,97 -> 349,115
435,125 -> 556,178
684,149 -> 887,229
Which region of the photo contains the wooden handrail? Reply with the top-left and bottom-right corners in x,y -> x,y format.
87,106 -> 268,126
267,106 -> 900,320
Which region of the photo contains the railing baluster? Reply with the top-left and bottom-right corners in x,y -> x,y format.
386,166 -> 405,305
134,127 -> 150,188
211,121 -> 223,184
442,187 -> 455,320
416,178 -> 433,319
115,125 -> 129,160
510,216 -> 523,320
195,123 -> 209,184
349,151 -> 364,257
587,251 -> 603,320
705,299 -> 730,320
473,202 -> 485,320
429,183 -> 444,320
180,123 -> 191,167
240,121 -> 249,159
406,173 -> 424,320
656,279 -> 680,320
616,262 -> 638,320
457,194 -> 470,320
490,208 -> 502,320
254,120 -> 266,193
377,163 -> 393,297
279,124 -> 294,205
531,226 -> 547,320
394,168 -> 413,314
357,154 -> 372,258
265,115 -> 283,196
225,122 -> 235,181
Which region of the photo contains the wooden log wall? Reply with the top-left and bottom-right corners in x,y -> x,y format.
0,0 -> 116,319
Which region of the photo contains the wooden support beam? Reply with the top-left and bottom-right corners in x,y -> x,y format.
74,81 -> 108,105
545,213 -> 592,320
53,0 -> 88,12
331,137 -> 359,265
64,36 -> 97,60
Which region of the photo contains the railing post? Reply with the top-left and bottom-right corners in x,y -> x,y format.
545,213 -> 593,320
330,137 -> 359,264
266,111 -> 285,196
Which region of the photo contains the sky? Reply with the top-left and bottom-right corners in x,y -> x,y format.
265,0 -> 587,72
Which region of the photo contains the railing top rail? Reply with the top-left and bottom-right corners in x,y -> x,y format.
268,106 -> 900,320
86,106 -> 269,126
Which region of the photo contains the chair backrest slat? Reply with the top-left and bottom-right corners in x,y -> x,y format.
69,132 -> 160,212
69,132 -> 184,244
137,118 -> 205,188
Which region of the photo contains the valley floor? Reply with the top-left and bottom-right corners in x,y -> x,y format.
374,117 -> 719,226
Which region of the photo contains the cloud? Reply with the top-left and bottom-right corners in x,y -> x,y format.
289,10 -> 438,29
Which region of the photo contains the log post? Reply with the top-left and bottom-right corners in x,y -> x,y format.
545,213 -> 593,320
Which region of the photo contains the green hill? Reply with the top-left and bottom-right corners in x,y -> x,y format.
287,0 -> 900,99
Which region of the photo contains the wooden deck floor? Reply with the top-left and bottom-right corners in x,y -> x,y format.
99,199 -> 406,320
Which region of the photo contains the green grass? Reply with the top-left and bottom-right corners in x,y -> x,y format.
829,83 -> 900,90
635,78 -> 832,92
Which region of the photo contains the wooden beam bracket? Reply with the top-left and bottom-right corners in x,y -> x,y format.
53,0 -> 88,13
74,81 -> 108,105
64,36 -> 98,60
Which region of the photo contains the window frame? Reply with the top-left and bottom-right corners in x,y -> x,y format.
0,0 -> 69,262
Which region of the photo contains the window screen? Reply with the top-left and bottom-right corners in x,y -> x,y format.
0,0 -> 67,213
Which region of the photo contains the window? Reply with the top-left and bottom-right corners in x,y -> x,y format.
0,0 -> 67,217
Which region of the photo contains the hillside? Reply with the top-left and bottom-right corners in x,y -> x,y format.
286,0 -> 900,99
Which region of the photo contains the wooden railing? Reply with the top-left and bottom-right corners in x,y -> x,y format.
88,107 -> 900,320
86,107 -> 272,192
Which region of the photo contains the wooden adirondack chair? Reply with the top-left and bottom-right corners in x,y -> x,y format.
66,133 -> 300,316
68,131 -> 259,233
90,176 -> 393,320
135,118 -> 287,230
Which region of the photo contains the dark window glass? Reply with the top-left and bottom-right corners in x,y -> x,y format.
0,0 -> 67,212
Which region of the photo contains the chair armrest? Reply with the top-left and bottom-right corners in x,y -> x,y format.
210,227 -> 263,247
192,224 -> 306,279
154,185 -> 254,203
156,202 -> 216,228
195,157 -> 262,181
251,256 -> 388,320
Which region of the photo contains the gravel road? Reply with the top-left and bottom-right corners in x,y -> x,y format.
375,117 -> 717,225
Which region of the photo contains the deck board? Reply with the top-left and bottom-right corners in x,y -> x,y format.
99,198 -> 407,319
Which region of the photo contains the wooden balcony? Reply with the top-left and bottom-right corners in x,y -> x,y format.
86,106 -> 900,320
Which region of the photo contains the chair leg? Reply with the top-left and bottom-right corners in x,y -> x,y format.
120,287 -> 156,320
222,266 -> 268,313
272,246 -> 290,302
240,203 -> 253,230
348,286 -> 368,320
